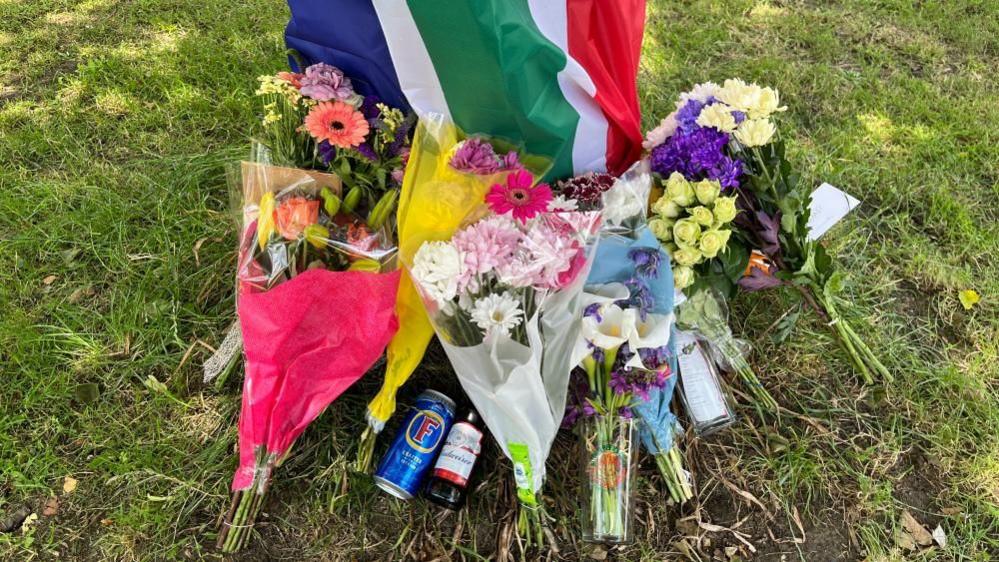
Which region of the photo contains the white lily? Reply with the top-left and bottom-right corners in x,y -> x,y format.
581,304 -> 637,351
625,312 -> 674,369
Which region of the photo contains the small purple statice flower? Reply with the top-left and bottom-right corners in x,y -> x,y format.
355,142 -> 378,162
299,63 -> 355,101
584,302 -> 603,320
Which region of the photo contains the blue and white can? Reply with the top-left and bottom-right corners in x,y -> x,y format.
374,389 -> 456,500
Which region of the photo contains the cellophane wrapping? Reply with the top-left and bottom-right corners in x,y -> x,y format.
402,121 -> 601,505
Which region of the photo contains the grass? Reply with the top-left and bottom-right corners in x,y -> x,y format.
1,0 -> 997,560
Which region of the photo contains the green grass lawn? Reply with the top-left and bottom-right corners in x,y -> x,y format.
2,0 -> 997,560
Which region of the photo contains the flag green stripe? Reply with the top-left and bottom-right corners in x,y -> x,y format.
406,0 -> 579,180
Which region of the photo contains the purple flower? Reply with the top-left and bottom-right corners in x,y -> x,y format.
731,110 -> 747,124
628,247 -> 662,279
562,405 -> 580,428
620,406 -> 634,419
610,371 -> 630,395
650,125 -> 743,190
318,140 -> 336,165
360,95 -> 382,119
620,277 -> 654,320
676,99 -> 706,132
386,118 -> 412,157
501,151 -> 522,171
584,302 -> 603,320
450,137 -> 501,174
299,63 -> 354,101
355,142 -> 377,162
391,168 -> 405,184
710,157 -> 743,190
638,345 -> 672,371
581,401 -> 596,416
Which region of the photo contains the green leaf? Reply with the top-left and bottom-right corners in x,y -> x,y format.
718,241 -> 751,283
824,270 -> 846,299
771,306 -> 802,344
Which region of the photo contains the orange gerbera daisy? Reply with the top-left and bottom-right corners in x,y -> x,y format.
304,101 -> 369,148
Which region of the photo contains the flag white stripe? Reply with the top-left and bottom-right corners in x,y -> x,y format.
526,0 -> 609,174
371,1 -> 451,120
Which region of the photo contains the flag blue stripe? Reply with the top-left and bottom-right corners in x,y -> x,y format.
285,0 -> 409,111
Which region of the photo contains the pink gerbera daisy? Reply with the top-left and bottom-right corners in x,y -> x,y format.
304,101 -> 369,148
485,170 -> 553,223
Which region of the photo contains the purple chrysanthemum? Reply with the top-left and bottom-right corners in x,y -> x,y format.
676,99 -> 706,133
650,125 -> 743,190
450,137 -> 501,174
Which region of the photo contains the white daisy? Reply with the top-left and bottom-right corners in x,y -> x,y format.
469,292 -> 524,338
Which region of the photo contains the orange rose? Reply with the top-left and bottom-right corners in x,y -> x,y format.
275,197 -> 320,240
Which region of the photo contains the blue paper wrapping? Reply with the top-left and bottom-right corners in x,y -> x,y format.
585,227 -> 680,455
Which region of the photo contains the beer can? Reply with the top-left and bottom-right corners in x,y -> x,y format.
373,389 -> 456,500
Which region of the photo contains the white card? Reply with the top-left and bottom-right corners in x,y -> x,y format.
807,183 -> 860,240
676,331 -> 729,423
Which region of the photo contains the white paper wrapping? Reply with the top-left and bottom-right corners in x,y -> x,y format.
440,254 -> 594,494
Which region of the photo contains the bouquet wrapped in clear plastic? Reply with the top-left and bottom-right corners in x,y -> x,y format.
405,127 -> 602,544
217,153 -> 401,553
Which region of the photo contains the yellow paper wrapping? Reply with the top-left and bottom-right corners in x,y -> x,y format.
365,118 -> 499,429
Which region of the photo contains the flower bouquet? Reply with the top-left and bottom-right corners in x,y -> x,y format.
216,163 -> 402,551
407,154 -> 601,546
564,274 -> 675,543
354,119 -> 543,473
254,62 -> 412,228
646,79 -> 890,383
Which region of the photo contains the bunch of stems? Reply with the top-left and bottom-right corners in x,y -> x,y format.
216,450 -> 275,553
582,414 -> 635,542
653,440 -> 693,504
809,282 -> 892,385
718,338 -> 779,411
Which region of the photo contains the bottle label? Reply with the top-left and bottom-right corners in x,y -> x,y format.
432,422 -> 482,487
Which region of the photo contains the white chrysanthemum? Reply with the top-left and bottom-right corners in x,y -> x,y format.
746,87 -> 786,120
734,118 -> 777,147
716,78 -> 764,112
643,112 -> 678,149
470,292 -> 524,338
696,103 -> 738,132
679,81 -> 720,105
411,241 -> 463,306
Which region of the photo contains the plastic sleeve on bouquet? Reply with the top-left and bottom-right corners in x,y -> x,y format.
368,116 -> 547,430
